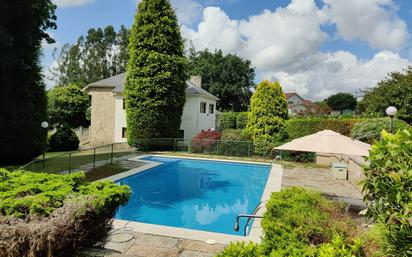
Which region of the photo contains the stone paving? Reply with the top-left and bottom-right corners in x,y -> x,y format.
80,232 -> 226,257
282,164 -> 363,199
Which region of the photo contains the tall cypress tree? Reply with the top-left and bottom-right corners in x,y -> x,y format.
125,0 -> 187,142
0,0 -> 56,164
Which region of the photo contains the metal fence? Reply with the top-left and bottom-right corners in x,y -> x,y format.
132,138 -> 256,157
17,143 -> 136,174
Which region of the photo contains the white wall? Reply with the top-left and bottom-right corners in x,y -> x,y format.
180,95 -> 199,140
197,95 -> 217,133
114,94 -> 127,143
113,94 -> 217,143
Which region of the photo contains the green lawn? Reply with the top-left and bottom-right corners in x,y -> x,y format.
21,150 -> 137,174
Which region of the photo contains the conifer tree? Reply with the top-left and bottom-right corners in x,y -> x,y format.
125,0 -> 187,142
246,80 -> 288,156
0,0 -> 56,163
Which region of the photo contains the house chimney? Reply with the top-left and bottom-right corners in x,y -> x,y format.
190,76 -> 202,88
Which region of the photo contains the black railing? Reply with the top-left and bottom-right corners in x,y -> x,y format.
17,143 -> 136,174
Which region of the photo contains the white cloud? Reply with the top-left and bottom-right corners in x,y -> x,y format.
181,0 -> 410,100
53,0 -> 94,8
263,51 -> 411,100
172,0 -> 203,26
181,7 -> 245,53
322,0 -> 408,50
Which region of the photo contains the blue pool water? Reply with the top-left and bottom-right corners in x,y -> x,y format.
115,156 -> 270,235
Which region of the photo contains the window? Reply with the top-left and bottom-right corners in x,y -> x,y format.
122,127 -> 127,138
178,130 -> 184,139
200,102 -> 206,113
122,99 -> 126,110
209,104 -> 214,114
288,101 -> 294,104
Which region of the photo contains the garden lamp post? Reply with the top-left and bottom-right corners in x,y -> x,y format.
41,121 -> 49,168
385,106 -> 397,134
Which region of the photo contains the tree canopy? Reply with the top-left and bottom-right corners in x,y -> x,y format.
326,93 -> 357,113
363,67 -> 412,123
47,84 -> 90,128
188,49 -> 255,112
0,0 -> 56,164
51,25 -> 130,87
125,0 -> 187,142
246,80 -> 288,155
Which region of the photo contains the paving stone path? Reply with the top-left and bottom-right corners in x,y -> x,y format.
79,232 -> 226,257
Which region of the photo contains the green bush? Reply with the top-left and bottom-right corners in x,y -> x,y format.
217,187 -> 370,257
0,169 -> 130,218
219,129 -> 251,156
0,169 -> 130,256
362,129 -> 412,256
261,187 -> 356,256
236,112 -> 248,129
277,151 -> 315,163
220,112 -> 238,129
351,118 -> 409,143
285,117 -> 357,140
216,241 -> 260,257
49,124 -> 79,151
246,80 -> 288,156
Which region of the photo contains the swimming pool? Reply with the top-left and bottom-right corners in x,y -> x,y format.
115,156 -> 271,236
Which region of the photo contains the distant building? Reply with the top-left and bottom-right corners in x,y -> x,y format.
285,93 -> 319,116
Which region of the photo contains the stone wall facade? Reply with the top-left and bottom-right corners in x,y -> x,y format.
88,88 -> 116,147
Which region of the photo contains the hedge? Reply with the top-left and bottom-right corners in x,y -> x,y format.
219,112 -> 237,129
0,169 -> 130,256
236,112 -> 248,129
285,117 -> 358,140
218,129 -> 251,156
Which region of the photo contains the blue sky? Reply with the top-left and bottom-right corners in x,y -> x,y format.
44,0 -> 412,100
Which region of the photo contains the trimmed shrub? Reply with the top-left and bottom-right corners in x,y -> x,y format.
246,80 -> 288,156
217,187 -> 371,257
362,129 -> 412,256
351,117 -> 409,143
261,187 -> 357,256
219,129 -> 251,156
0,169 -> 130,256
49,124 -> 79,151
220,112 -> 238,129
285,117 -> 358,140
236,112 -> 248,129
125,0 -> 187,141
190,130 -> 221,153
277,151 -> 315,163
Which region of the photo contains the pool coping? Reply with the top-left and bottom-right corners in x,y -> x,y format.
100,154 -> 283,244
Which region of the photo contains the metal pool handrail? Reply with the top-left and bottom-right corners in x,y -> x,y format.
234,201 -> 264,236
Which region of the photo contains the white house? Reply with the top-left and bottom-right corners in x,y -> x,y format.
84,74 -> 219,146
285,93 -> 319,116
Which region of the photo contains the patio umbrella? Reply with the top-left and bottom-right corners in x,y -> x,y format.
274,130 -> 371,156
